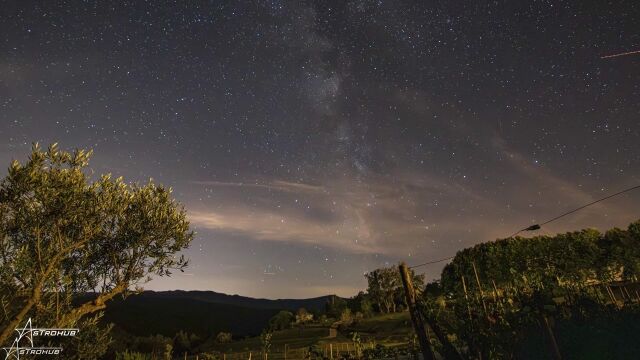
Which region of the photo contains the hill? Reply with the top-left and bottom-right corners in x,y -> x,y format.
138,290 -> 334,311
101,290 -> 337,339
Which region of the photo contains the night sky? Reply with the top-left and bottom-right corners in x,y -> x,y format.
1,1 -> 639,298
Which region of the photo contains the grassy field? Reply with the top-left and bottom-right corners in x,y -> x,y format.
112,306 -> 640,359
202,325 -> 338,353
347,312 -> 413,345
199,312 -> 414,358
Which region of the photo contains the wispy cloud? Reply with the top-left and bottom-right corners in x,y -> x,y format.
190,180 -> 325,194
490,132 -> 634,231
188,173 -> 508,256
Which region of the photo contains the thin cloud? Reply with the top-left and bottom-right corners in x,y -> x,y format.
190,180 -> 324,194
188,172 -> 513,256
490,132 -> 634,230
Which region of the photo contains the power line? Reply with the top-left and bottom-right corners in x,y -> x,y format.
409,183 -> 640,269
508,184 -> 640,238
408,256 -> 455,269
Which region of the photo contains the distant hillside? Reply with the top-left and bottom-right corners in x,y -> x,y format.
100,291 -> 338,338
138,290 -> 335,312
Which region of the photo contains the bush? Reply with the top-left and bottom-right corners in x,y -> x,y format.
174,330 -> 200,354
340,308 -> 354,325
116,350 -> 152,360
269,310 -> 295,330
215,332 -> 233,344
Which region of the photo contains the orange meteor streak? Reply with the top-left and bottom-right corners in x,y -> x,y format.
601,49 -> 640,59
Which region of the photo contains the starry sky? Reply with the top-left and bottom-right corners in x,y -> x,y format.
1,1 -> 639,299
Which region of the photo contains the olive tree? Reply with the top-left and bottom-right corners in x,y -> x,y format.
0,143 -> 193,351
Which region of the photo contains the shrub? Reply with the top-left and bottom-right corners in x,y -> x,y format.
215,332 -> 233,344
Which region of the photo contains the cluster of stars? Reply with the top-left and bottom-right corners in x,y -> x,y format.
1,1 -> 638,298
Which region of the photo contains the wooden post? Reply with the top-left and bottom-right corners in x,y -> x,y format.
462,275 -> 481,357
184,352 -> 187,360
623,286 -> 633,303
472,261 -> 488,316
542,315 -> 562,360
399,262 -> 436,360
607,285 -> 620,308
604,284 -> 616,303
461,276 -> 472,321
330,343 -> 333,359
492,279 -> 505,312
284,344 -> 287,360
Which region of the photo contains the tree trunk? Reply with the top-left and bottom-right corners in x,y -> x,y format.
0,289 -> 41,345
56,282 -> 127,327
0,255 -> 65,345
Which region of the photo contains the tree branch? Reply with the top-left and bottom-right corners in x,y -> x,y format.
56,282 -> 127,327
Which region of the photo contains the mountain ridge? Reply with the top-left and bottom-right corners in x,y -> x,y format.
101,290 -> 341,338
137,289 -> 337,311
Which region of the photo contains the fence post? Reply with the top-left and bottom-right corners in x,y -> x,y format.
542,315 -> 562,360
399,262 -> 436,360
472,261 -> 488,316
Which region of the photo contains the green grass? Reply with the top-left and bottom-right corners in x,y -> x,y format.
203,325 -> 334,353
194,309 -> 640,359
200,312 -> 415,356
346,312 -> 413,345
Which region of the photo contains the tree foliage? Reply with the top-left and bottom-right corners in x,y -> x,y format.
269,310 -> 294,330
260,329 -> 273,359
215,331 -> 233,344
441,224 -> 640,295
365,266 -> 424,313
348,291 -> 374,318
0,143 -> 193,353
419,220 -> 640,359
325,296 -> 348,318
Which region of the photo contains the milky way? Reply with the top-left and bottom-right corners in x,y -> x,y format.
1,1 -> 639,298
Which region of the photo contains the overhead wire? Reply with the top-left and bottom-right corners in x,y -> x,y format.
409,184 -> 640,269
